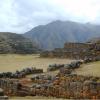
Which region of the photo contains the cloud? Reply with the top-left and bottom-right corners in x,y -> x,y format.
0,0 -> 100,33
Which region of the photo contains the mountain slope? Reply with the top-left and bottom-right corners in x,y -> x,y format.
24,20 -> 100,50
0,32 -> 38,54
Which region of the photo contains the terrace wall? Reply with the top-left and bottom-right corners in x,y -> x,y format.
40,42 -> 100,59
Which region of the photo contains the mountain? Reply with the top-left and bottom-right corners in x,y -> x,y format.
24,20 -> 100,50
0,32 -> 38,54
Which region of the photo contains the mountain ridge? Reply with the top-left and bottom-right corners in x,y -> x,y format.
24,20 -> 100,50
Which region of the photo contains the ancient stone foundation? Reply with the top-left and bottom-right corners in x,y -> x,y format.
0,60 -> 100,99
41,42 -> 100,60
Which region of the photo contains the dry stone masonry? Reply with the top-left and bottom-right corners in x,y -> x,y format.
41,42 -> 100,60
0,60 -> 99,99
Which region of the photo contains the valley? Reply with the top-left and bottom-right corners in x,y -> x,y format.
0,0 -> 100,99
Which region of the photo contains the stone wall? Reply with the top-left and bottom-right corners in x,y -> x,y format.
20,74 -> 100,99
64,42 -> 92,50
40,42 -> 100,60
0,60 -> 100,99
0,79 -> 19,96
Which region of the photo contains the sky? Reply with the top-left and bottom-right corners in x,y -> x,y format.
0,0 -> 100,33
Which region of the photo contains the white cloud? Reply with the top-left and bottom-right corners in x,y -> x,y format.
0,0 -> 100,33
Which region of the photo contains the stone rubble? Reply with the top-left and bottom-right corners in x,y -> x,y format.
0,59 -> 99,99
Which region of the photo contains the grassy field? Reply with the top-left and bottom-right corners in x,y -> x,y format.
0,54 -> 100,100
0,54 -> 99,76
9,96 -> 63,100
73,61 -> 100,77
0,54 -> 73,72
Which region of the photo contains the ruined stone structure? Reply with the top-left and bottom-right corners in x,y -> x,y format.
0,79 -> 19,96
0,60 -> 100,99
0,87 -> 8,99
40,42 -> 100,60
64,42 -> 92,49
32,74 -> 100,99
0,74 -> 100,99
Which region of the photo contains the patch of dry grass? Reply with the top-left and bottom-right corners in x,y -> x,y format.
9,96 -> 63,100
73,61 -> 100,77
0,54 -> 73,72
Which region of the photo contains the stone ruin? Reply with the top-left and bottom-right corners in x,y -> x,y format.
0,60 -> 99,99
1,73 -> 99,99
0,67 -> 43,79
40,42 -> 100,60
0,88 -> 8,100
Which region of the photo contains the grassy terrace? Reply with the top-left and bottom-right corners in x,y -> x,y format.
73,61 -> 100,77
